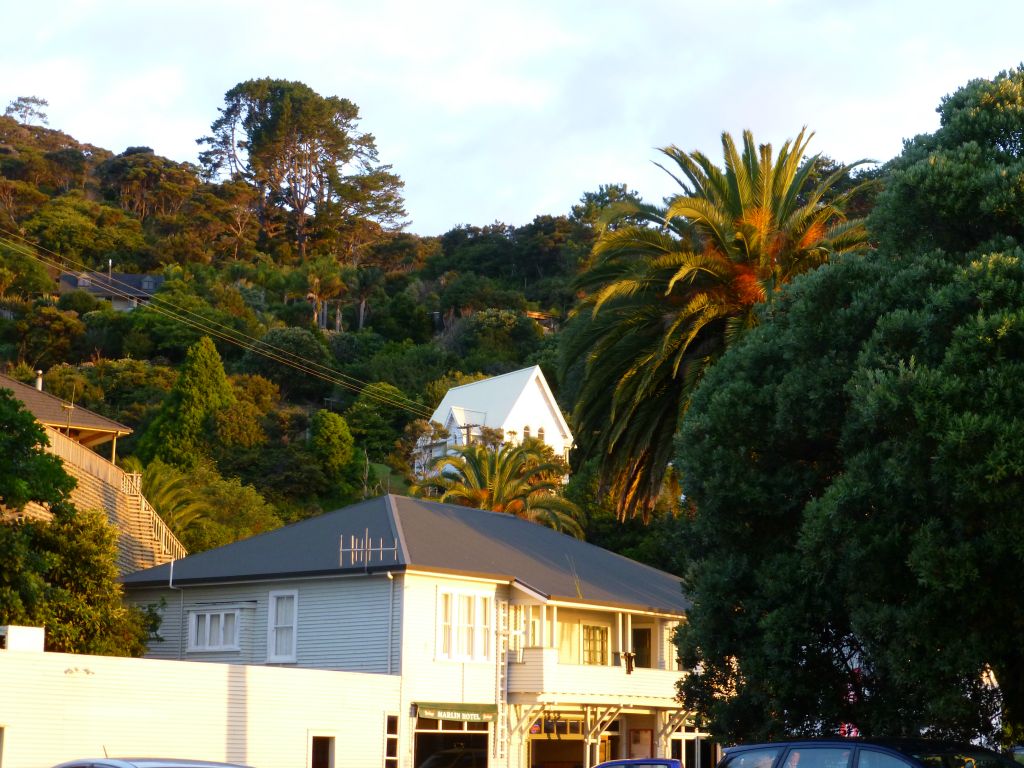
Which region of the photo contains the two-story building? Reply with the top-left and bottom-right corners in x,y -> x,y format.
416,366 -> 574,474
122,494 -> 713,768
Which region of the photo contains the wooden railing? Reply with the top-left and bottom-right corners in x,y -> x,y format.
42,426 -> 187,561
43,426 -> 123,485
140,494 -> 187,561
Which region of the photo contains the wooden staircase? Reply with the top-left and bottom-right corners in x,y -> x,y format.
25,426 -> 187,573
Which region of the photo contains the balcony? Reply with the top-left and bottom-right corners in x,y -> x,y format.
507,647 -> 682,707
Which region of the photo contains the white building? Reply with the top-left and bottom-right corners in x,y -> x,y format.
119,494 -> 715,768
417,366 -> 574,473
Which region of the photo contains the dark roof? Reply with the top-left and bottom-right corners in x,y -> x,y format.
122,495 -> 689,615
59,271 -> 164,299
0,373 -> 131,446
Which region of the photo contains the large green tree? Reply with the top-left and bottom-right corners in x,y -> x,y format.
137,335 -> 235,467
198,78 -> 406,259
564,129 -> 870,520
674,68 -> 1024,745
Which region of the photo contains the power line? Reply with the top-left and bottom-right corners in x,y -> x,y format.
0,229 -> 436,420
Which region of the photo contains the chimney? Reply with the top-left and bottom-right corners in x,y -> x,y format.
35,370 -> 43,391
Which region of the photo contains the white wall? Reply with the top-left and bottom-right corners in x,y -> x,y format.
0,648 -> 400,768
399,573 -> 506,706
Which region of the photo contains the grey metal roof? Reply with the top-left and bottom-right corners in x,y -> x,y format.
0,373 -> 131,438
122,495 -> 688,615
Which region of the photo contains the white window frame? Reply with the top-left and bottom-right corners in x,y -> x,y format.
267,589 -> 298,663
437,590 -> 493,662
187,608 -> 240,652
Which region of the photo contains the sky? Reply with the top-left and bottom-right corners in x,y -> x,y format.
3,0 -> 1024,236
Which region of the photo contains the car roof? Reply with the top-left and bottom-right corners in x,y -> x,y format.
722,739 -> 1007,759
51,759 -> 252,768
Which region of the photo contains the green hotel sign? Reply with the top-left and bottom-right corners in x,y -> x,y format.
416,702 -> 498,722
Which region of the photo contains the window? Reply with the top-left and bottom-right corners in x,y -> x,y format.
857,751 -> 914,768
268,590 -> 298,662
724,747 -> 782,768
783,748 -> 851,768
582,624 -> 608,665
384,715 -> 399,768
438,591 -> 492,661
187,608 -> 239,651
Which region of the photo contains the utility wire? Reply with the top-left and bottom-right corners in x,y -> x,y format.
0,229 -> 436,420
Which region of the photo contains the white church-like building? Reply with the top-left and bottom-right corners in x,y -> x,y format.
416,365 -> 574,473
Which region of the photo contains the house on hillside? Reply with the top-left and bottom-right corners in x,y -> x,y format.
122,494 -> 715,768
59,270 -> 164,311
416,366 -> 573,474
0,372 -> 184,573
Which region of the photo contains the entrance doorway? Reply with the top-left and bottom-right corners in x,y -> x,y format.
414,716 -> 489,768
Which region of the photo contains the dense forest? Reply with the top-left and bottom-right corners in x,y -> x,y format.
0,79 -> 652,554
6,67 -> 1024,744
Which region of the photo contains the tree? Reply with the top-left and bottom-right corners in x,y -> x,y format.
0,387 -> 74,509
343,382 -> 412,461
674,246 -> 1024,744
137,336 -> 235,467
240,326 -> 333,401
5,96 -> 49,126
564,128 -> 871,521
412,441 -> 583,537
122,457 -> 212,538
674,69 -> 1024,745
309,409 -> 356,478
166,460 -> 282,553
15,304 -> 87,368
870,66 -> 1024,256
198,78 -> 406,259
0,389 -> 151,655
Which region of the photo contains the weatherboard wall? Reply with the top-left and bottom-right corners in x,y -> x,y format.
129,572 -> 401,672
399,572 -> 507,706
0,647 -> 399,768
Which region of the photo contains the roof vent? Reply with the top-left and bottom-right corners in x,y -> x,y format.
35,370 -> 43,391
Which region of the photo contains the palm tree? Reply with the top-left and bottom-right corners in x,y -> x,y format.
411,442 -> 583,537
122,457 -> 211,537
566,128 -> 871,522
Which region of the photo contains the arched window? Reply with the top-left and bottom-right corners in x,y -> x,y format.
523,426 -> 531,440
537,427 -> 545,442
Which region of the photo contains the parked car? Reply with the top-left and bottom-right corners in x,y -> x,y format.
51,760 -> 252,768
719,739 -> 1020,768
596,760 -> 683,768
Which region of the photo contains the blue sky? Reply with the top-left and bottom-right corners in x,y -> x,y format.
4,0 -> 1023,235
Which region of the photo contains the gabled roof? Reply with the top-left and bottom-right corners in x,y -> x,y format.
122,495 -> 687,615
0,373 -> 131,447
429,365 -> 573,441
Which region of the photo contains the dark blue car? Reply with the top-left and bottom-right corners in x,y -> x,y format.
719,739 -> 1019,768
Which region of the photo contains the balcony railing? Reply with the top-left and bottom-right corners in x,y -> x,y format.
507,647 -> 681,705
